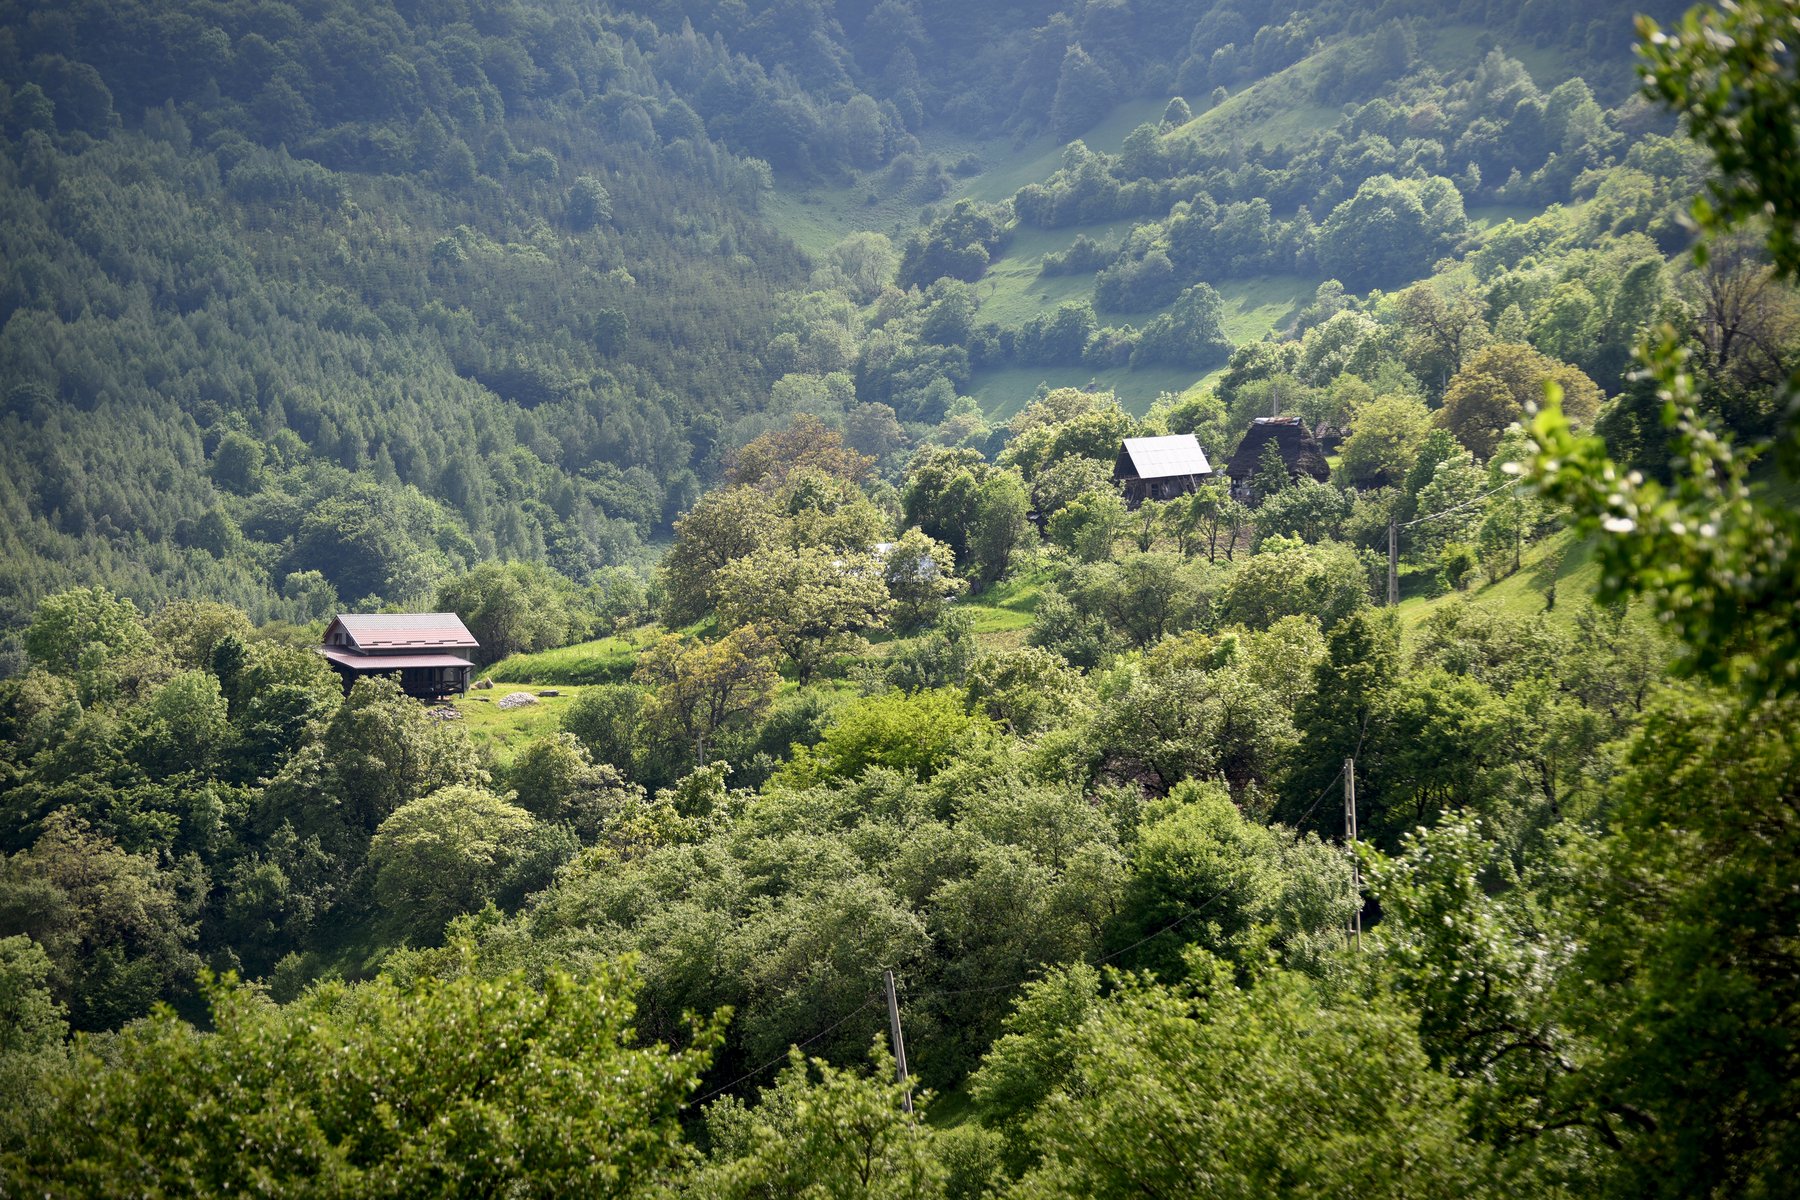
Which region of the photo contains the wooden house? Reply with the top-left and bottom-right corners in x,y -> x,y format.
1112,434 -> 1214,508
1224,417 -> 1331,503
319,613 -> 478,700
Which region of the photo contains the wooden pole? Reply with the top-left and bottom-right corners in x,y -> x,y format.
1387,518 -> 1400,607
1344,757 -> 1361,950
883,968 -> 913,1115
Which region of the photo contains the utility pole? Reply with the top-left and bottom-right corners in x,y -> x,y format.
1387,519 -> 1399,606
1344,757 -> 1361,950
883,968 -> 913,1115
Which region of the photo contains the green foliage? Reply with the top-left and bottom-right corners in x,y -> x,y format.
905,450 -> 1031,588
1046,491 -> 1128,562
435,562 -> 598,666
4,963 -> 718,1196
997,954 -> 1490,1199
0,934 -> 67,1136
1441,343 -> 1603,460
1218,535 -> 1371,630
898,200 -> 1011,289
0,811 -> 198,1030
1253,476 -> 1350,544
633,626 -> 781,765
1639,0 -> 1800,280
697,1044 -> 945,1198
1060,553 -> 1216,648
1554,691 -> 1800,1197
1318,175 -> 1469,288
882,528 -> 966,631
777,689 -> 987,787
714,547 -> 890,685
965,647 -> 1091,737
1528,338 -> 1799,692
1340,392 -> 1433,486
24,586 -> 152,678
1129,283 -> 1233,368
508,733 -> 636,840
1109,781 -> 1352,978
369,786 -> 537,942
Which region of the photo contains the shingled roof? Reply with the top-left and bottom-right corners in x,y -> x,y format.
323,613 -> 479,652
1223,417 -> 1330,485
1118,434 -> 1213,480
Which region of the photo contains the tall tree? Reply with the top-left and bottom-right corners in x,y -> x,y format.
634,626 -> 781,765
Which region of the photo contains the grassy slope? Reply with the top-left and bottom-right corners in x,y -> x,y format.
452,685 -> 591,765
763,27 -> 1593,430
1393,528 -> 1604,635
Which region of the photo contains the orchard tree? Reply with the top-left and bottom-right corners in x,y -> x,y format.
1392,281 -> 1492,392
1048,491 -> 1128,562
966,470 -> 1033,587
149,601 -> 253,672
633,626 -> 781,765
1253,477 -> 1350,545
1440,343 -> 1604,459
1318,175 -> 1470,288
658,487 -> 781,627
776,688 -> 987,786
25,587 -> 152,678
986,955 -> 1485,1200
436,562 -> 595,666
1218,535 -> 1370,631
0,812 -> 198,1031
715,547 -> 890,684
1339,392 -> 1432,487
369,785 -> 536,940
509,733 -> 640,841
726,415 -> 873,490
882,528 -> 966,630
696,1047 -> 944,1198
965,646 -> 1091,736
1031,456 -> 1115,520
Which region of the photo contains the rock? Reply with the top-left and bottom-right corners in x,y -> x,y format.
497,691 -> 541,711
539,689 -> 561,697
425,705 -> 464,721
471,678 -> 493,690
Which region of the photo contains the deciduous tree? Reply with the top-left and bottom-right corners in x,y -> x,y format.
634,626 -> 780,765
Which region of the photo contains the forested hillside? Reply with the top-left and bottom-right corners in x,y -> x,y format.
0,0 -> 1692,647
4,0 -> 1800,1195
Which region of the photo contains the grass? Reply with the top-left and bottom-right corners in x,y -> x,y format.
950,96 -> 1174,207
970,362 -> 1205,421
1467,203 -> 1544,231
480,628 -> 657,685
1164,57 -> 1342,157
451,684 -> 591,765
761,96 -> 1172,259
966,273 -> 1315,422
1216,274 -> 1318,343
1392,528 -> 1606,636
963,567 -> 1050,635
971,218 -> 1138,326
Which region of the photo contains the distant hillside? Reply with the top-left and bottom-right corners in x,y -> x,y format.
0,0 -> 1691,645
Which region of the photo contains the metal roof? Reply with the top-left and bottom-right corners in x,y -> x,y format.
1120,434 -> 1213,479
319,648 -> 475,670
326,612 -> 478,651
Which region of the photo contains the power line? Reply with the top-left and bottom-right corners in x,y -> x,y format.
1397,481 -> 1514,529
683,994 -> 881,1109
1292,760 -> 1349,831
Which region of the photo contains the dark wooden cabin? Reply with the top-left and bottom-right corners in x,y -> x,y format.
319,613 -> 478,700
1224,417 -> 1331,503
1112,434 -> 1214,508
